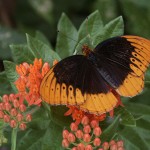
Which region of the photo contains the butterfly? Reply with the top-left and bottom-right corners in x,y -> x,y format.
40,35 -> 150,115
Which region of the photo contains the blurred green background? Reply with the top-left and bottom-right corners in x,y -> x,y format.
0,0 -> 150,71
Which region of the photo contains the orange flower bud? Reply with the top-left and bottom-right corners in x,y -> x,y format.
109,140 -> 116,146
110,144 -> 117,150
90,120 -> 99,128
22,62 -> 30,71
4,115 -> 10,123
81,116 -> 89,126
93,127 -> 102,136
11,108 -> 17,116
72,147 -> 78,150
13,99 -> 20,108
117,147 -> 124,150
16,113 -> 23,122
19,104 -> 26,112
10,120 -> 17,128
2,95 -> 9,102
0,111 -> 4,118
19,123 -> 27,130
77,143 -> 85,150
83,134 -> 91,143
98,149 -> 103,150
70,122 -> 78,131
117,140 -> 124,147
0,103 -> 3,110
62,139 -> 69,148
42,63 -> 50,77
83,125 -> 91,134
26,114 -> 32,122
9,94 -> 15,102
102,142 -> 109,150
62,130 -> 69,139
85,145 -> 93,150
93,138 -> 101,146
75,130 -> 83,139
5,102 -> 11,111
68,133 -> 76,143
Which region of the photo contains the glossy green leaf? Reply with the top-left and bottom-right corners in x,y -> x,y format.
56,13 -> 78,59
93,16 -> 124,46
10,44 -> 35,64
78,10 -> 103,41
100,115 -> 120,142
26,34 -> 61,64
115,106 -> 136,127
3,61 -> 18,92
35,31 -> 52,49
51,106 -> 72,127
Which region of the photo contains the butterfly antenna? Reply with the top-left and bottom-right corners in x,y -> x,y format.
57,30 -> 82,46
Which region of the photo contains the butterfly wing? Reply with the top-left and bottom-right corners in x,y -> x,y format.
40,55 -> 118,114
93,35 -> 150,97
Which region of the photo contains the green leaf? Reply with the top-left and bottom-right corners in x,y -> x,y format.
56,13 -> 78,59
26,34 -> 61,65
93,16 -> 124,46
115,106 -> 136,127
0,26 -> 25,59
41,122 -> 63,150
35,31 -> 53,49
10,44 -> 35,64
3,61 -> 18,93
100,115 -> 120,142
78,10 -> 103,41
51,106 -> 72,127
0,71 -> 14,96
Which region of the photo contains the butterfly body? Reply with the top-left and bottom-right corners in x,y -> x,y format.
40,35 -> 150,114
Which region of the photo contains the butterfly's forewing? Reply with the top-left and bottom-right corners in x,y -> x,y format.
94,35 -> 150,97
40,55 -> 118,114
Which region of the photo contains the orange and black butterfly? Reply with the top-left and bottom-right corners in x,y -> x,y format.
40,35 -> 150,115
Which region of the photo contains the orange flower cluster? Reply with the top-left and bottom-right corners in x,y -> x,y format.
0,94 -> 32,130
15,59 -> 50,106
62,116 -> 125,150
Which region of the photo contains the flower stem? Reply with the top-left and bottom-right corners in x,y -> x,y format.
11,128 -> 18,150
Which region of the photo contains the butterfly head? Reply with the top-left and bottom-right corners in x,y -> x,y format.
82,45 -> 91,56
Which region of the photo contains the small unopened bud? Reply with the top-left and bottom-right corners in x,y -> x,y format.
11,108 -> 17,116
62,130 -> 69,139
72,147 -> 78,150
10,120 -> 17,128
13,99 -> 19,108
77,143 -> 85,150
16,113 -> 23,122
109,140 -> 116,146
62,139 -> 69,148
93,127 -> 102,136
93,138 -> 101,146
5,102 -> 11,111
90,120 -> 99,128
81,116 -> 89,125
102,142 -> 109,150
4,115 -> 10,123
85,145 -> 93,150
117,147 -> 124,150
26,114 -> 32,122
9,94 -> 15,101
0,103 -> 3,110
22,62 -> 30,71
75,130 -> 83,139
0,111 -> 4,118
42,63 -> 50,76
70,122 -> 78,131
68,133 -> 76,143
2,95 -> 9,102
110,144 -> 117,150
83,134 -> 91,143
83,125 -> 91,134
19,104 -> 26,112
117,140 -> 124,147
19,123 -> 27,130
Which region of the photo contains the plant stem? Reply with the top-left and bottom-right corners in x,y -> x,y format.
11,128 -> 18,150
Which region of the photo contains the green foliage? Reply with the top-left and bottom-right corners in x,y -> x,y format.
0,10 -> 150,150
